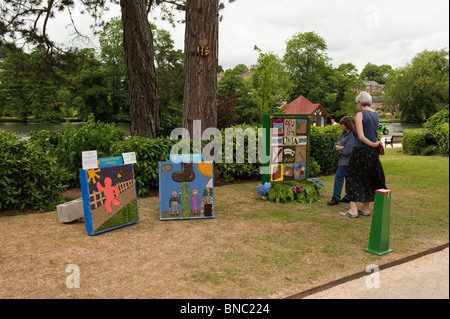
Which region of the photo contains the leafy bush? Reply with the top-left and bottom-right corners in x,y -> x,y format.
29,115 -> 126,186
423,109 -> 449,131
266,179 -> 324,204
215,124 -> 261,183
0,131 -> 69,211
309,131 -> 341,175
110,136 -> 177,196
435,122 -> 449,155
402,129 -> 434,155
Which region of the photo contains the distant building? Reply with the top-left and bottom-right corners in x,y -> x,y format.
281,95 -> 333,127
363,77 -> 382,94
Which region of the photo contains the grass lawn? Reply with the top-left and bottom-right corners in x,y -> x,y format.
0,148 -> 448,298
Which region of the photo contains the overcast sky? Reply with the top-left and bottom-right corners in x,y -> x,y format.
50,0 -> 449,73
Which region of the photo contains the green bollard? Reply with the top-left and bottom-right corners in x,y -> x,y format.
364,189 -> 393,256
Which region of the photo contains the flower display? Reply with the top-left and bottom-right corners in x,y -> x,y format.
309,178 -> 324,188
257,182 -> 272,196
292,185 -> 303,193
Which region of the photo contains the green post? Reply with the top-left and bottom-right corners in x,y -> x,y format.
364,189 -> 393,256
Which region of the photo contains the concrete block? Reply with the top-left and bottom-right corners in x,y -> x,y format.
57,198 -> 84,223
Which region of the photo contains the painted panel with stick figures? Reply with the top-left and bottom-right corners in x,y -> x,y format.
79,163 -> 139,235
159,161 -> 215,220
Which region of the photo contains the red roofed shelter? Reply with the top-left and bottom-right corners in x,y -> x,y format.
281,95 -> 333,127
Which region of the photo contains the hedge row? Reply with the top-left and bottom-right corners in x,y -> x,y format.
403,109 -> 449,156
1,119 -> 343,211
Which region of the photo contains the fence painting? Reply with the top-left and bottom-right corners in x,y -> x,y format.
80,163 -> 139,235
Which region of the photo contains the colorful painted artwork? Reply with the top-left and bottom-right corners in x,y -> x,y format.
80,163 -> 139,235
262,114 -> 311,184
159,161 -> 214,220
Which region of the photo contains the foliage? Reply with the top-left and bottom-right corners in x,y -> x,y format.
360,63 -> 394,84
29,115 -> 126,187
403,109 -> 449,156
266,179 -> 324,204
434,123 -> 449,155
252,47 -> 293,121
283,31 -> 334,110
309,130 -> 341,175
0,131 -> 69,212
110,136 -> 177,197
423,108 -> 449,155
384,49 -> 449,123
99,17 -> 130,119
215,125 -> 261,183
402,129 -> 434,155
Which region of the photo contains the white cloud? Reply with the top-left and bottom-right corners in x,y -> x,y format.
47,0 -> 449,73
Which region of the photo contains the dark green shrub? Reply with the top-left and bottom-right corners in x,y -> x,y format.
267,179 -> 325,204
435,123 -> 449,155
402,129 -> 434,155
110,136 -> 177,196
0,131 -> 69,211
29,115 -> 126,186
215,125 -> 260,183
307,157 -> 321,177
309,131 -> 341,175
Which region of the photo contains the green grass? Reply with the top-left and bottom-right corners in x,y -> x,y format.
206,148 -> 448,296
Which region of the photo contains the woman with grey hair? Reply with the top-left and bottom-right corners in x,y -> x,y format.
339,91 -> 386,218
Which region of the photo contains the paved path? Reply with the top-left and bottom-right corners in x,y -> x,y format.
287,244 -> 449,299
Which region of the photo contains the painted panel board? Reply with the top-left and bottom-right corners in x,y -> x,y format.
80,163 -> 139,235
159,161 -> 214,220
262,114 -> 311,184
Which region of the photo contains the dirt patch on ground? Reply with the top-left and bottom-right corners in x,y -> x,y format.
1,178 -> 447,299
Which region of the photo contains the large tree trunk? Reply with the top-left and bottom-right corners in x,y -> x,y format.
183,0 -> 219,137
120,0 -> 160,137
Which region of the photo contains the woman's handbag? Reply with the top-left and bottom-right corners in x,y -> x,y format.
368,112 -> 384,155
378,142 -> 385,155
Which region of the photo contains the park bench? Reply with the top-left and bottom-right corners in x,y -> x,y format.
384,133 -> 403,148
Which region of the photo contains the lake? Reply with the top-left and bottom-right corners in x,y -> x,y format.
0,121 -> 423,138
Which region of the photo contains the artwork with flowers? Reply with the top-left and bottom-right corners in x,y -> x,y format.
256,179 -> 324,204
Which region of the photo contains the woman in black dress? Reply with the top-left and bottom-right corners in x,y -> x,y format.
339,91 -> 387,218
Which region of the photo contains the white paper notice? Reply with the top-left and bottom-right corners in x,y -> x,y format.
82,150 -> 98,169
122,152 -> 137,164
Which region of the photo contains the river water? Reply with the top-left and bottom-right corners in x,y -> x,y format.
0,121 -> 422,138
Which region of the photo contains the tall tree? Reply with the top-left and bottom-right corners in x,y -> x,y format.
384,49 -> 449,122
283,31 -> 333,108
252,46 -> 293,121
120,0 -> 160,137
182,0 -> 219,136
1,0 -> 161,137
360,63 -> 393,84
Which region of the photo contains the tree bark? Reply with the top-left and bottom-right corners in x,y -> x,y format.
120,0 -> 160,137
183,0 -> 219,137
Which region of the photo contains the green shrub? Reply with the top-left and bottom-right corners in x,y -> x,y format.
110,136 -> 177,196
402,129 -> 434,155
307,157 -> 321,177
29,115 -> 126,187
215,125 -> 260,183
0,131 -> 69,211
267,179 -> 324,204
435,122 -> 449,155
309,131 -> 341,175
